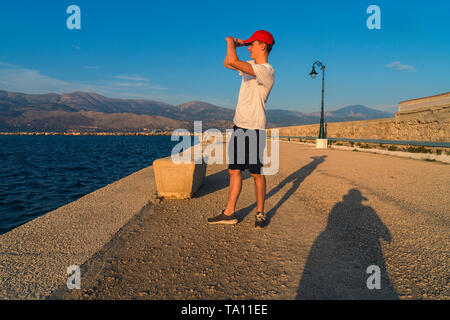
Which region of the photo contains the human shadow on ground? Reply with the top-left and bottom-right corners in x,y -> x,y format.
235,155 -> 327,224
296,189 -> 398,300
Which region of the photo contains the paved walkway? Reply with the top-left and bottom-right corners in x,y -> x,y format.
50,141 -> 449,300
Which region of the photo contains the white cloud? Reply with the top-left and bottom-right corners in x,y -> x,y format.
386,61 -> 416,72
114,74 -> 149,81
0,61 -> 90,93
0,61 -> 168,98
147,84 -> 168,90
116,82 -> 148,87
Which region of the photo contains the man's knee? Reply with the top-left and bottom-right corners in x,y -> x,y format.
229,169 -> 242,176
250,172 -> 265,181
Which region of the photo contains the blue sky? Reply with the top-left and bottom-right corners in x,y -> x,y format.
0,0 -> 449,112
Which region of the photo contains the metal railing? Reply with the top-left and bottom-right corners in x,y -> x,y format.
276,136 -> 450,148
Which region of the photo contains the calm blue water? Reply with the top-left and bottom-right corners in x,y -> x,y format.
0,135 -> 195,235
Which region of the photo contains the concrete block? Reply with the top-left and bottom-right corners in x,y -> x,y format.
153,148 -> 207,199
316,139 -> 328,149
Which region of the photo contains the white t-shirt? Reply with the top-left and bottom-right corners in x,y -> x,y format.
233,60 -> 275,130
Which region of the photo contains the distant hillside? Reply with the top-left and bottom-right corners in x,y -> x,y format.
0,90 -> 394,132
310,104 -> 394,121
265,109 -> 320,127
176,101 -> 235,121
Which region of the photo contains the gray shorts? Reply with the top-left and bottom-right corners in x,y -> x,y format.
228,125 -> 266,174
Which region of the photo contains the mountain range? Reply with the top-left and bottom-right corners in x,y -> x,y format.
0,90 -> 394,132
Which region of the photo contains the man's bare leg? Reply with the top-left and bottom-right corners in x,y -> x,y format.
251,173 -> 266,213
224,169 -> 242,215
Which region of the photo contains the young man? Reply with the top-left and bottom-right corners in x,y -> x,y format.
207,30 -> 275,228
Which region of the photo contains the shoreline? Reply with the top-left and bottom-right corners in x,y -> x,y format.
0,131 -> 174,136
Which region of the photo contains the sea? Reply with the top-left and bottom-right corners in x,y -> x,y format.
0,134 -> 196,235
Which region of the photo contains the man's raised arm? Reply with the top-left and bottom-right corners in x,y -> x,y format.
225,37 -> 255,76
224,55 -> 238,70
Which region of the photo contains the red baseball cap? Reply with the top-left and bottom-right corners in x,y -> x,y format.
243,30 -> 275,46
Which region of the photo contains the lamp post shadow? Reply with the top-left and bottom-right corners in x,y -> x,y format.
236,155 -> 327,224
296,189 -> 398,300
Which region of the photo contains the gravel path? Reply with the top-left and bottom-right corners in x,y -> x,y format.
50,142 -> 449,300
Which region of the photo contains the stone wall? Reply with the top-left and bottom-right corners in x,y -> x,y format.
273,93 -> 450,142
398,92 -> 450,112
272,107 -> 449,142
395,102 -> 449,121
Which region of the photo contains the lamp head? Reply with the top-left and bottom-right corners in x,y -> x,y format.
309,65 -> 318,79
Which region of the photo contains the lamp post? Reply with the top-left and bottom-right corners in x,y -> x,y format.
309,61 -> 326,140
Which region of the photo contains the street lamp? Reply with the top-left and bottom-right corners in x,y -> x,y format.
309,61 -> 326,139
